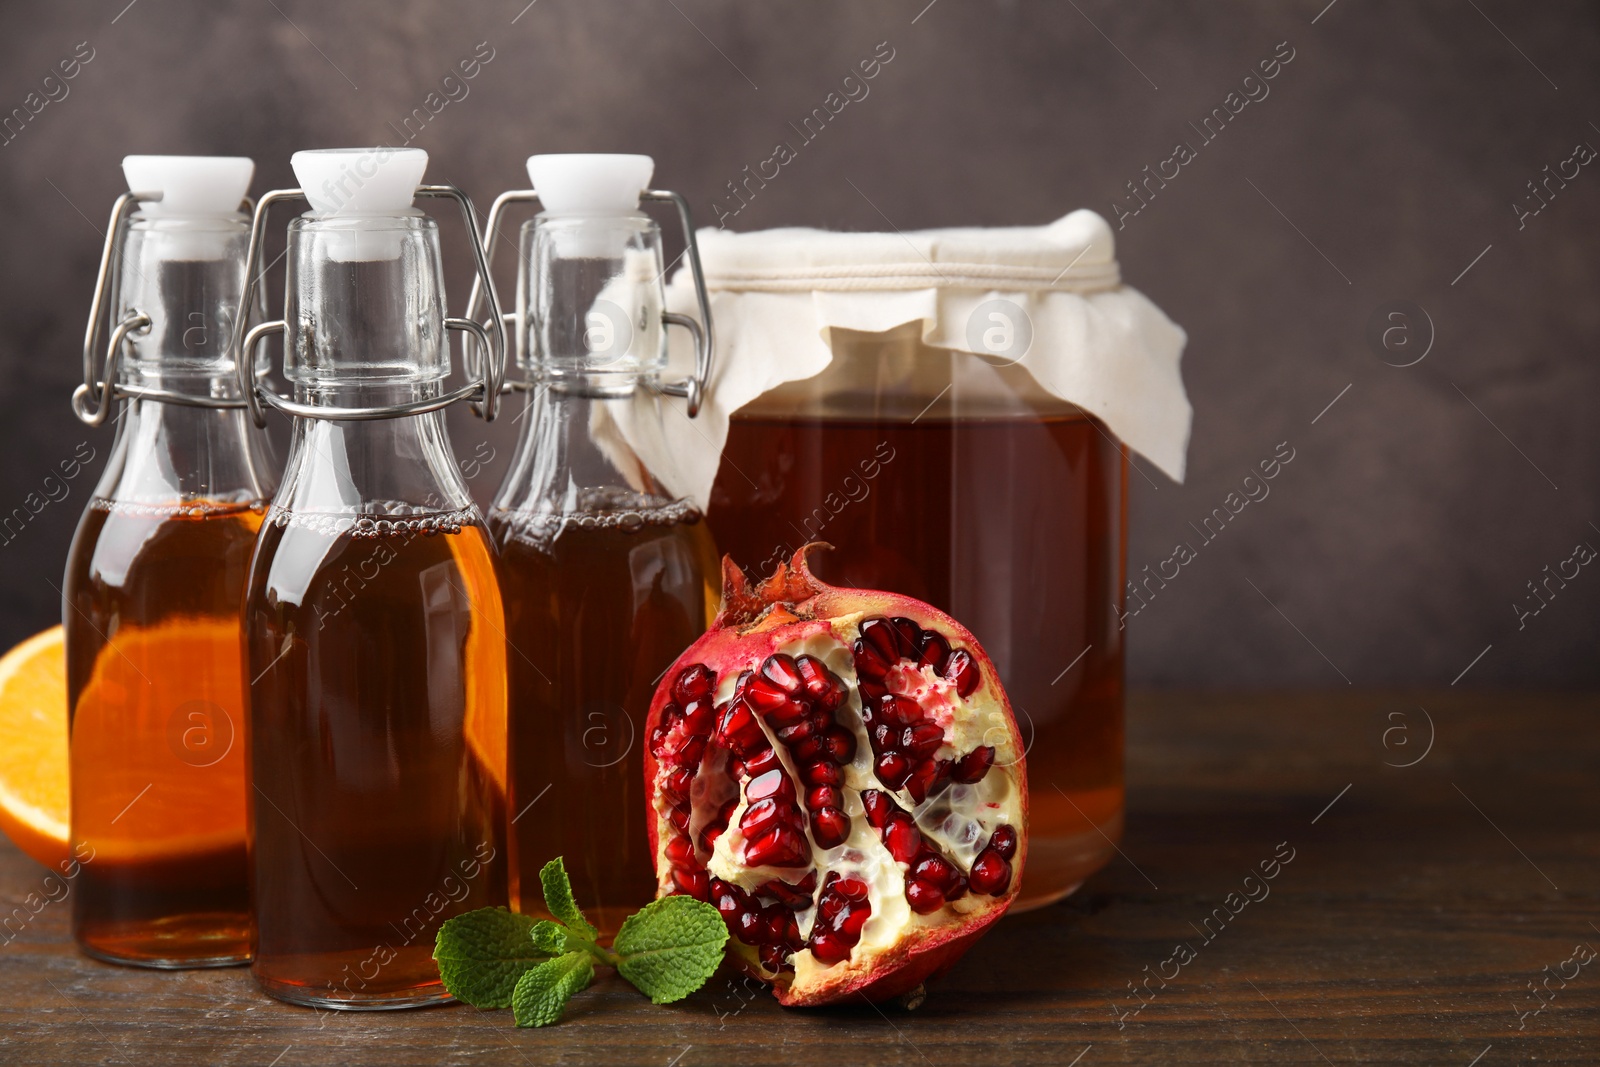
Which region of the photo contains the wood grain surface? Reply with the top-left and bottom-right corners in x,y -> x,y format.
1,691 -> 1594,1065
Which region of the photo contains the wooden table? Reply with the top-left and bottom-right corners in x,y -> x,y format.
2,691 -> 1594,1065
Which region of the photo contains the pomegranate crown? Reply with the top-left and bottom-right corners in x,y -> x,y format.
716,544 -> 834,630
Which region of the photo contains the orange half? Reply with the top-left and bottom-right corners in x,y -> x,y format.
0,626 -> 70,869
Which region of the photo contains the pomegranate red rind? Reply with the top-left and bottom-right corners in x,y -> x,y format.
644,546 -> 1027,1007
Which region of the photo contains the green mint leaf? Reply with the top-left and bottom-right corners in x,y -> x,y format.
433,907 -> 554,1009
539,857 -> 598,942
612,895 -> 730,1004
529,919 -> 569,956
512,951 -> 595,1027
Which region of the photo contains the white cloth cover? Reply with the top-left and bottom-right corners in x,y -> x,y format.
611,208 -> 1190,511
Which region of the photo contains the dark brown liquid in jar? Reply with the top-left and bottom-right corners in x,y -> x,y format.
705,331 -> 1127,907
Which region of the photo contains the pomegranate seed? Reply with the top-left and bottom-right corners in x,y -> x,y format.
810,930 -> 851,964
884,815 -> 920,862
903,721 -> 945,759
745,676 -> 790,713
905,879 -> 945,913
904,759 -> 939,803
763,697 -> 809,729
649,724 -> 671,759
680,698 -> 714,736
714,890 -> 741,919
673,733 -> 707,768
743,826 -> 809,868
825,726 -> 857,763
912,854 -> 956,890
890,617 -> 923,655
672,663 -> 715,704
875,752 -> 911,788
859,617 -> 906,662
801,760 -> 841,787
879,695 -> 924,726
796,654 -> 830,696
658,701 -> 682,728
818,894 -> 844,922
698,822 -> 725,853
666,805 -> 690,833
916,631 -> 951,672
968,849 -> 1012,896
806,784 -> 841,811
989,824 -> 1019,860
858,678 -> 888,704
775,717 -> 815,744
852,640 -> 891,680
732,669 -> 753,696
735,909 -> 766,944
871,722 -> 895,751
791,734 -> 826,762
783,914 -> 803,949
759,943 -> 793,972
836,906 -> 870,938
743,746 -> 780,777
836,877 -> 868,900
662,766 -> 693,804
761,653 -> 803,693
671,866 -> 709,900
795,870 -> 818,894
810,807 -> 850,848
943,649 -> 980,696
666,835 -> 695,866
746,768 -> 794,803
715,701 -> 763,754
861,789 -> 893,829
951,745 -> 995,784
739,797 -> 784,838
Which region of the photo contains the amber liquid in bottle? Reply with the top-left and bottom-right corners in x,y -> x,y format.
493,496 -> 717,938
708,410 -> 1126,907
245,508 -> 506,1006
65,498 -> 263,966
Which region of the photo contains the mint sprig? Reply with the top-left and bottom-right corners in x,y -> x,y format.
434,856 -> 729,1027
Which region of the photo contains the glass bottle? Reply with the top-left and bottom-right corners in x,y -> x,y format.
64,156 -> 275,968
237,148 -> 508,1009
483,155 -> 717,939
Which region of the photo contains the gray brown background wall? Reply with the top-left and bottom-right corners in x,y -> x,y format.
1,0 -> 1595,686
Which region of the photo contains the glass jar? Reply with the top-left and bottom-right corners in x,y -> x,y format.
706,322 -> 1127,908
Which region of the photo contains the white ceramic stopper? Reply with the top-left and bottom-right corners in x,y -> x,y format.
528,154 -> 653,214
119,155 -> 253,260
290,147 -> 429,261
122,155 -> 254,216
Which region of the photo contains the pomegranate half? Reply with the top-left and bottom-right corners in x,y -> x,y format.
644,547 -> 1027,1006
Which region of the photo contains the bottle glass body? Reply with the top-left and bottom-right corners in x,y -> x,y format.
706,324 -> 1127,908
243,214 -> 506,1008
64,214 -> 276,967
495,212 -> 716,939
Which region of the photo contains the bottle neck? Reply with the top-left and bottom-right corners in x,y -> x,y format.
517,211 -> 666,394
115,214 -> 251,397
277,410 -> 473,518
495,388 -> 692,528
272,211 -> 472,518
93,396 -> 276,507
